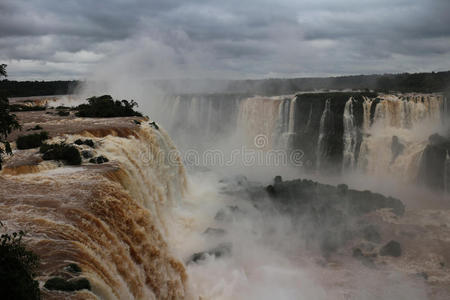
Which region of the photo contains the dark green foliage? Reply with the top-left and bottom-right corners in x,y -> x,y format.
40,143 -> 81,165
16,132 -> 49,150
75,95 -> 142,118
0,223 -> 41,299
9,105 -> 46,112
57,110 -> 70,116
44,277 -> 90,292
0,64 -> 21,170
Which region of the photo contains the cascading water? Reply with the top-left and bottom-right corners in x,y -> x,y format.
342,97 -> 358,170
156,91 -> 447,191
0,124 -> 190,299
316,98 -> 331,170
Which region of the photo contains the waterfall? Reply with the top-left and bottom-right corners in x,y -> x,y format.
0,124 -> 189,299
342,97 -> 358,170
316,98 -> 331,169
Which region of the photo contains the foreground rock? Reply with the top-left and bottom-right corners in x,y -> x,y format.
221,176 -> 405,256
44,277 -> 91,292
187,243 -> 232,264
379,240 -> 402,257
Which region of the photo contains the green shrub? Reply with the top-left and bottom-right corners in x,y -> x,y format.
16,132 -> 49,150
0,223 -> 40,299
40,143 -> 81,165
75,95 -> 142,118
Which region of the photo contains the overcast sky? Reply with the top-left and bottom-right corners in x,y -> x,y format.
1,0 -> 449,80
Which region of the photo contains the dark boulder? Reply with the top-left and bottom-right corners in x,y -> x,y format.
362,225 -> 381,243
44,277 -> 91,292
417,133 -> 450,190
203,228 -> 226,237
187,243 -> 232,264
81,150 -> 94,159
391,135 -> 404,162
380,240 -> 402,257
352,247 -> 376,267
149,121 -> 159,130
74,139 -> 95,148
64,263 -> 82,274
89,156 -> 109,164
214,206 -> 244,222
274,175 -> 282,184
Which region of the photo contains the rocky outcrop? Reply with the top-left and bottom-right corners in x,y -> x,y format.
418,133 -> 450,190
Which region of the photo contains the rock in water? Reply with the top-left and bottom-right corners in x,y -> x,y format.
44,277 -> 91,292
380,240 -> 402,257
187,243 -> 232,264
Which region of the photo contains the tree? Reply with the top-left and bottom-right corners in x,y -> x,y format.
0,64 -> 21,170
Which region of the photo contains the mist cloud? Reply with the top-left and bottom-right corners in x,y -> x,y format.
1,0 -> 449,80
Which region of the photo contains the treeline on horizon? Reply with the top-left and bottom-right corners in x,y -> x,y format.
0,80 -> 79,97
226,71 -> 450,95
1,71 -> 450,97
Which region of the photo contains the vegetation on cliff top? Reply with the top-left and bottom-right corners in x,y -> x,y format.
40,142 -> 82,165
75,95 -> 142,118
16,132 -> 49,150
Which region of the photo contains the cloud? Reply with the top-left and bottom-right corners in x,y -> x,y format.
0,0 -> 449,80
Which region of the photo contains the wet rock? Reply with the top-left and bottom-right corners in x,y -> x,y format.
265,185 -> 275,195
214,206 -> 244,222
352,247 -> 376,267
64,263 -> 82,274
380,240 -> 402,257
81,150 -> 94,159
44,277 -> 91,292
133,120 -> 141,125
337,184 -> 348,196
391,135 -> 404,162
187,243 -> 232,264
274,175 -> 282,184
203,228 -> 226,237
74,139 -> 95,148
149,121 -> 159,130
362,225 -> 381,243
417,272 -> 428,280
84,139 -> 94,147
89,156 -> 109,164
417,133 -> 450,190
320,232 -> 340,256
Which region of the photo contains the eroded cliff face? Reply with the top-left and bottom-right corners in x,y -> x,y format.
161,92 -> 449,191
0,109 -> 189,299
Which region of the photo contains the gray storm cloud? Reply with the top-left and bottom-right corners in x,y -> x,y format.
0,0 -> 449,80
